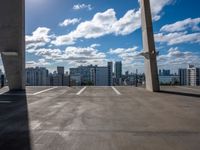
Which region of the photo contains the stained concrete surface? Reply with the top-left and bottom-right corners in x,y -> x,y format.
0,86 -> 200,150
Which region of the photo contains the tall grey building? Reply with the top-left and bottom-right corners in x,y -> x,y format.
179,68 -> 187,86
57,66 -> 64,86
115,61 -> 122,85
26,67 -> 49,86
108,62 -> 113,86
115,61 -> 122,79
95,67 -> 109,86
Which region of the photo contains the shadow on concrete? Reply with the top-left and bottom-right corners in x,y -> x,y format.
0,90 -> 32,150
160,90 -> 200,98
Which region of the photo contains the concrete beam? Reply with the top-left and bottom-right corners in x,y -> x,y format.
141,0 -> 160,92
0,0 -> 25,90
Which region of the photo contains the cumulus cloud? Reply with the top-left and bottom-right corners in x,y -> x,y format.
26,45 -> 107,66
149,0 -> 173,20
52,9 -> 141,45
26,27 -> 54,49
26,59 -> 50,68
59,18 -> 81,27
53,0 -> 174,46
109,47 -> 143,67
155,17 -> 200,45
73,4 -> 92,11
158,47 -> 200,67
160,18 -> 200,32
155,32 -> 200,45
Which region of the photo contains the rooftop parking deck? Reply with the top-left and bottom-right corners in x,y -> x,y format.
0,86 -> 200,150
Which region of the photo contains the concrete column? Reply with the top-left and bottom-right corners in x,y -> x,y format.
141,0 -> 160,92
0,0 -> 25,90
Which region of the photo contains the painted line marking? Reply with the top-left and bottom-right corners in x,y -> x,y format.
76,86 -> 87,95
32,87 -> 58,95
111,86 -> 121,95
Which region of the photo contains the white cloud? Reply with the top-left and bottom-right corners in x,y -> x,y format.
52,9 -> 140,45
26,27 -> 54,49
160,18 -> 200,32
155,32 -> 200,45
149,0 -> 173,20
158,47 -> 200,67
26,59 -> 50,68
53,0 -> 174,46
59,18 -> 81,27
109,47 -> 143,68
73,4 -> 92,11
26,45 -> 107,66
90,43 -> 101,48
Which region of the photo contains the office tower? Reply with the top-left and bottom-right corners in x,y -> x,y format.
57,66 -> 64,75
115,61 -> 122,79
26,67 -> 49,86
179,68 -> 187,86
95,67 -> 109,86
115,61 -> 122,85
187,65 -> 200,86
108,62 -> 113,86
57,66 -> 64,86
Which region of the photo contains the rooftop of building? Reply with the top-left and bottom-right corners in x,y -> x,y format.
0,86 -> 200,150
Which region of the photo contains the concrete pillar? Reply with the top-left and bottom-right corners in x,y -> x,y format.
141,0 -> 160,92
0,0 -> 25,90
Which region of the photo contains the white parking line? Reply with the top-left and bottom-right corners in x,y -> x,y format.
76,86 -> 87,95
111,86 -> 121,95
32,87 -> 58,95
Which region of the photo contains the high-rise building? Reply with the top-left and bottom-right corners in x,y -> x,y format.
95,67 -> 109,86
115,61 -> 122,79
179,65 -> 200,86
57,66 -> 65,86
179,68 -> 187,86
187,65 -> 200,86
114,61 -> 122,85
26,67 -> 49,86
57,66 -> 64,75
108,62 -> 113,86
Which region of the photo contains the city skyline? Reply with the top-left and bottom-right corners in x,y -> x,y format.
0,0 -> 200,73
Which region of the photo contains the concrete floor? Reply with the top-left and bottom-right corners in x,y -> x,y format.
0,86 -> 200,150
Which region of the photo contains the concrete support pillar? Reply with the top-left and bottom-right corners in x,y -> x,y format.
0,0 -> 25,90
141,0 -> 160,92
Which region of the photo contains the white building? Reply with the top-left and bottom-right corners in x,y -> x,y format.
179,65 -> 200,86
187,65 -> 200,86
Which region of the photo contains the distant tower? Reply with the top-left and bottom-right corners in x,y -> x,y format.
57,66 -> 65,86
108,62 -> 113,86
141,0 -> 160,92
115,61 -> 122,85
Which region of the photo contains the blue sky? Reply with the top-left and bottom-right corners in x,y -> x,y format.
1,0 -> 200,73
